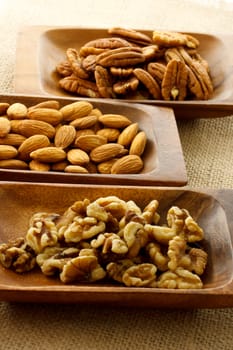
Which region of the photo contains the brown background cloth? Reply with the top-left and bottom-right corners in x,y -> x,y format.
0,0 -> 233,349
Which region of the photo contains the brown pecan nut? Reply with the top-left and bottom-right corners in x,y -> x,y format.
161,59 -> 188,100
96,47 -> 145,67
82,37 -> 132,49
113,76 -> 139,95
133,68 -> 161,99
108,27 -> 152,46
56,61 -> 73,77
66,48 -> 89,79
94,65 -> 116,98
59,74 -> 101,98
147,62 -> 166,85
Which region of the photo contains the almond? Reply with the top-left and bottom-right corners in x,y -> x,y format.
129,131 -> 147,156
89,108 -> 102,118
51,160 -> 69,172
111,155 -> 143,174
29,160 -> 51,172
27,108 -> 63,126
70,115 -> 98,129
75,129 -> 95,138
18,119 -> 55,139
64,165 -> 89,173
28,100 -> 60,111
0,159 -> 28,169
67,149 -> 90,165
96,128 -> 120,142
0,133 -> 26,146
10,119 -> 22,134
0,145 -> 18,160
97,158 -> 117,174
117,122 -> 139,146
18,134 -> 50,161
54,125 -> 76,148
74,134 -> 107,151
90,143 -> 124,163
60,101 -> 93,121
7,103 -> 28,119
30,147 -> 67,163
98,114 -> 132,128
0,117 -> 11,137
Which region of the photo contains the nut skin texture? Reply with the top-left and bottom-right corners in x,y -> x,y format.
98,114 -> 132,128
7,103 -> 28,119
60,101 -> 93,121
74,134 -> 107,152
67,149 -> 90,165
18,119 -> 56,139
111,154 -> 144,174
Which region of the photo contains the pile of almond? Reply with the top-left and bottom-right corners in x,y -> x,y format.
0,100 -> 147,174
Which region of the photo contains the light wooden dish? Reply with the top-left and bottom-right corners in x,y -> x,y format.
14,26 -> 233,119
0,93 -> 187,186
0,182 -> 232,308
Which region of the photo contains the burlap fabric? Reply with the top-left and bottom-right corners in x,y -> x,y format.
0,0 -> 233,349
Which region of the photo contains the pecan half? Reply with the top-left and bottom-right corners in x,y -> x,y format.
94,65 -> 116,98
108,27 -> 152,46
147,62 -> 166,85
96,47 -> 145,67
113,76 -> 139,95
161,59 -> 188,100
66,48 -> 89,79
56,61 -> 73,77
133,68 -> 161,99
59,74 -> 101,98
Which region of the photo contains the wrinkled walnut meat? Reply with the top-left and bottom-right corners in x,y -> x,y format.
0,196 -> 208,289
56,27 -> 214,101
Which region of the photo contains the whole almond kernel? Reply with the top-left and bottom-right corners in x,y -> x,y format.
64,165 -> 89,173
117,122 -> 139,146
29,160 -> 50,172
10,119 -> 22,134
18,119 -> 55,139
51,160 -> 69,172
0,159 -> 28,170
98,114 -> 132,128
70,115 -> 98,129
90,143 -> 124,163
75,129 -> 95,138
18,134 -> 50,161
60,101 -> 93,121
111,155 -> 143,174
7,103 -> 28,119
0,145 -> 18,160
129,131 -> 147,156
28,100 -> 60,111
54,125 -> 76,148
30,147 -> 67,163
27,108 -> 63,126
0,117 -> 11,137
96,128 -> 120,142
0,133 -> 26,146
67,149 -> 90,165
75,134 -> 107,152
97,158 -> 117,174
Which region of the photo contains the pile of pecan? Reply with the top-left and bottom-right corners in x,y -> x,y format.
0,196 -> 208,288
56,27 -> 213,101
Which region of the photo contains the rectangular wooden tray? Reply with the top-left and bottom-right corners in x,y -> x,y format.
0,93 -> 187,186
0,182 -> 232,308
14,26 -> 233,119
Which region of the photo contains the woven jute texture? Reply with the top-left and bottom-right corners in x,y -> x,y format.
0,1 -> 233,349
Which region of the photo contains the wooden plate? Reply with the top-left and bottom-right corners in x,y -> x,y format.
14,26 -> 233,119
0,182 -> 232,308
0,93 -> 187,186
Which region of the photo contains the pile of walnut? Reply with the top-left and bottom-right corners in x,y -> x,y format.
0,196 -> 208,288
56,27 -> 213,101
0,100 -> 146,174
